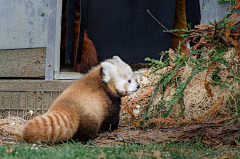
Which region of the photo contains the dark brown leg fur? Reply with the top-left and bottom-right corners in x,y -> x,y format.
72,113 -> 100,142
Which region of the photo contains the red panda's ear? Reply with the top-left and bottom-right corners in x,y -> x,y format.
101,62 -> 116,82
112,56 -> 123,62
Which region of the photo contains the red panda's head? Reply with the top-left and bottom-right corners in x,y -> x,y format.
101,56 -> 140,96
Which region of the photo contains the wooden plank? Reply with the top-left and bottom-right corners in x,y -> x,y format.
0,48 -> 46,78
54,0 -> 63,80
0,80 -> 74,91
0,80 -> 74,117
57,72 -> 84,80
200,0 -> 229,25
45,0 -> 57,80
0,90 -> 62,117
0,0 -> 48,49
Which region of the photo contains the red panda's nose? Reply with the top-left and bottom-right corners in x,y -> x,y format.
137,84 -> 140,89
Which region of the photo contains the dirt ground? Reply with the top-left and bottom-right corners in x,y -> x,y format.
94,124 -> 240,147
1,116 -> 240,148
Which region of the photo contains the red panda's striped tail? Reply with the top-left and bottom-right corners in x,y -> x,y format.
22,109 -> 78,143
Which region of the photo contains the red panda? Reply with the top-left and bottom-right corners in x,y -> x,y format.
22,56 -> 140,142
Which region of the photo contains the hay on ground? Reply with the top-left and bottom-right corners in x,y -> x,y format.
0,116 -> 28,144
120,47 -> 239,125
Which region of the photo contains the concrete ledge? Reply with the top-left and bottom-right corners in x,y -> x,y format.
0,80 -> 75,91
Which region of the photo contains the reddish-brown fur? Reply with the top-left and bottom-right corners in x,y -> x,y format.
22,107 -> 79,142
22,56 -> 140,143
22,61 -> 122,142
61,0 -> 98,73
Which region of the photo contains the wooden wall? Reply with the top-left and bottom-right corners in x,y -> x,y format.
0,48 -> 46,78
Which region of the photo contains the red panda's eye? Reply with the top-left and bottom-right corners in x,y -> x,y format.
128,79 -> 131,83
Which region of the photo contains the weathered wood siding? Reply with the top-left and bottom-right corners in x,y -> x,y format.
0,80 -> 74,117
200,0 -> 230,25
0,48 -> 46,78
0,0 -> 48,49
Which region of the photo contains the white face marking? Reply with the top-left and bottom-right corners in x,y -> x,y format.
126,77 -> 139,95
112,62 -> 139,95
102,56 -> 140,96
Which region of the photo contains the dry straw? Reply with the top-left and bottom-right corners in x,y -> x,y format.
0,114 -> 27,144
121,47 -> 239,126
